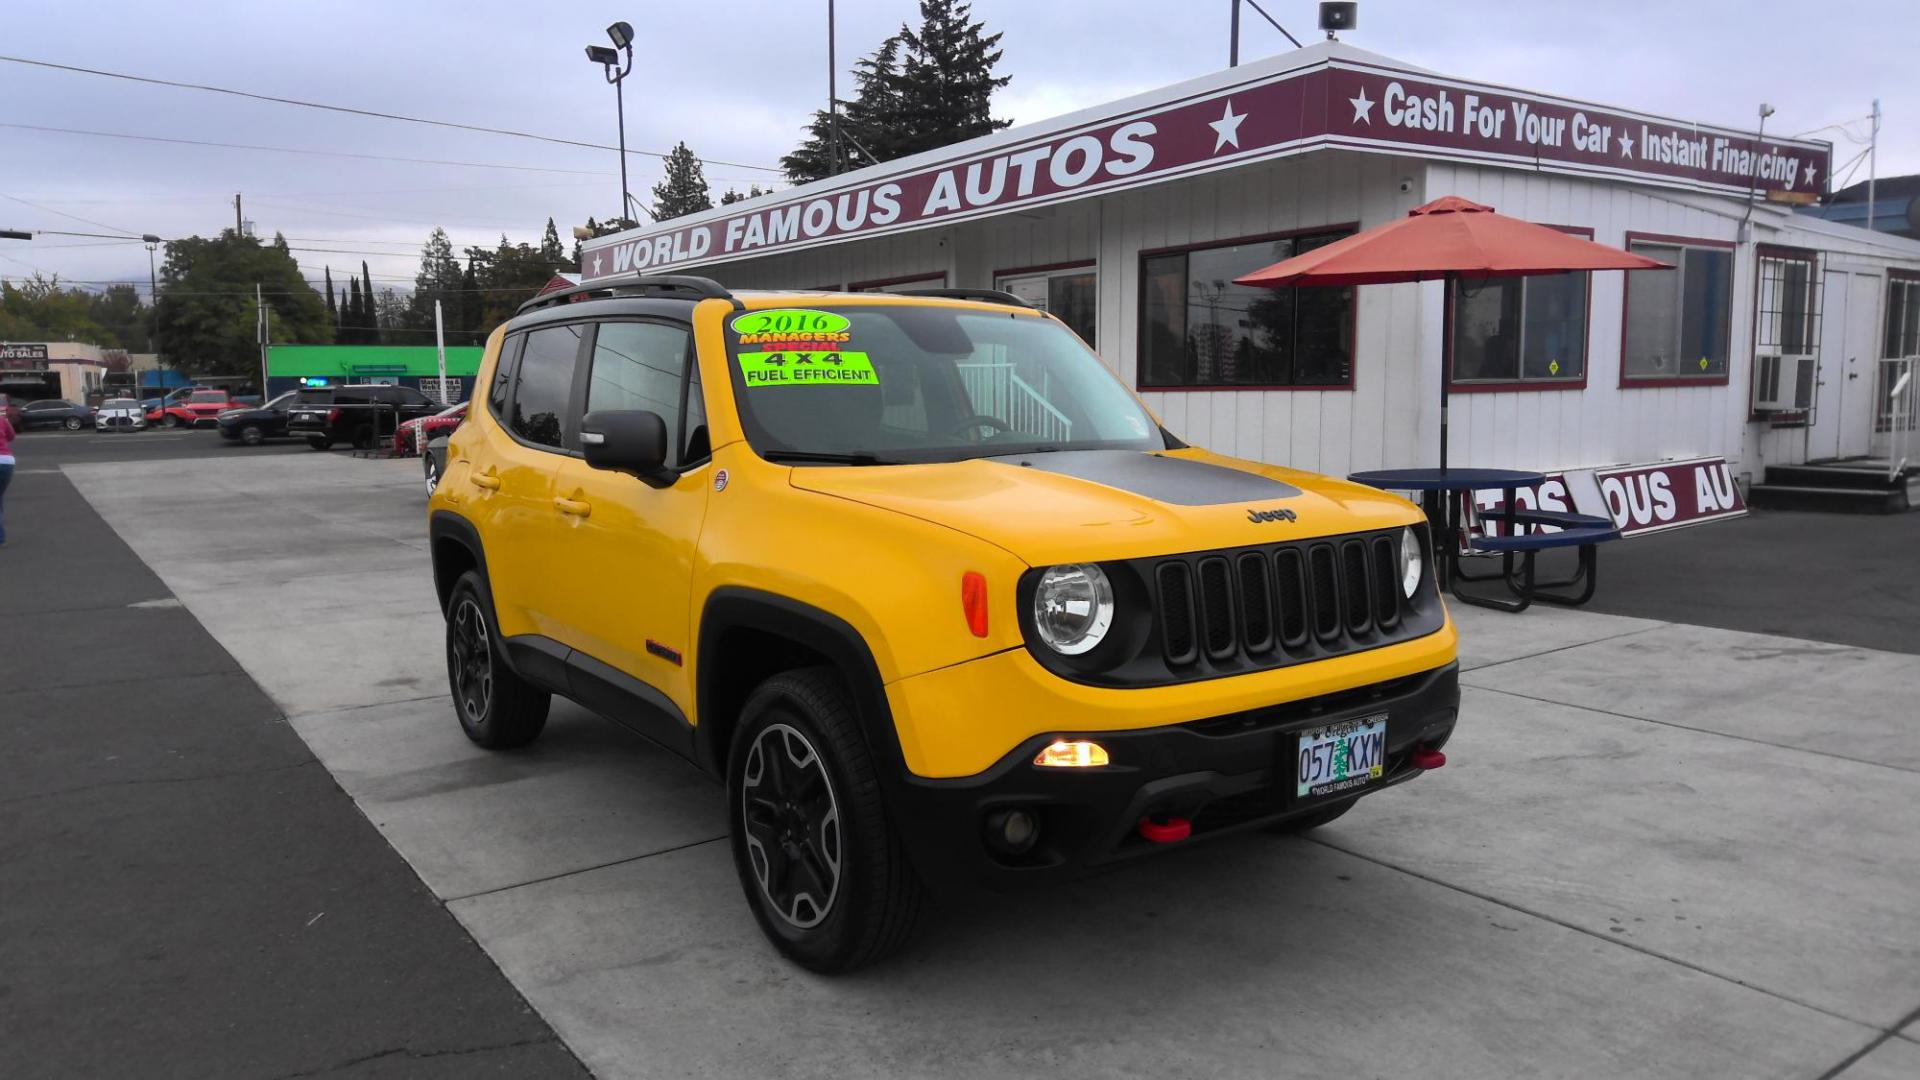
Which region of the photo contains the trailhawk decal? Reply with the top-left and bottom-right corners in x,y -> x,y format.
731,308 -> 878,388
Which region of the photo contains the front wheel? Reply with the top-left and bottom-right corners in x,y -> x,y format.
728,668 -> 923,973
240,425 -> 266,446
444,572 -> 549,749
167,414 -> 185,429
423,455 -> 441,496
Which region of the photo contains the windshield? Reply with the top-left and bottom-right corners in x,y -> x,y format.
189,391 -> 227,404
726,304 -> 1163,463
104,399 -> 136,408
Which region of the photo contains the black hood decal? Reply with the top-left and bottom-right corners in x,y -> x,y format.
988,450 -> 1300,506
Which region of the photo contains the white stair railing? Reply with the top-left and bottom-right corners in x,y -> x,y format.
957,361 -> 1073,443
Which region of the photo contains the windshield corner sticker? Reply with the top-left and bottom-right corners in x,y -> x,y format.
731,308 -> 876,388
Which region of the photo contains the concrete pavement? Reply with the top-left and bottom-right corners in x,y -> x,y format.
61,450 -> 1920,1079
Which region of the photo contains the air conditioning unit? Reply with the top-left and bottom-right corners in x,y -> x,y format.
1754,352 -> 1815,412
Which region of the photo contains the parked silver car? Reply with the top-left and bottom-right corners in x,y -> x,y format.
94,399 -> 148,432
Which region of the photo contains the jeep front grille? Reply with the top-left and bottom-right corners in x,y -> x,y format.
1147,527 -> 1428,677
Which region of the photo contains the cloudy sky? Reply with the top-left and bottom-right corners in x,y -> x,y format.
2,0 -> 1911,298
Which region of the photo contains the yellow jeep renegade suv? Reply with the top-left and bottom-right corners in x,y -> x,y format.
428,275 -> 1459,972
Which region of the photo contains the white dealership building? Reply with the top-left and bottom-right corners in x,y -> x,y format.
582,41 -> 1920,526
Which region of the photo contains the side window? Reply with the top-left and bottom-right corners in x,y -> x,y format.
398,387 -> 431,407
684,355 -> 709,463
510,324 -> 586,449
586,321 -> 695,465
489,334 -> 524,423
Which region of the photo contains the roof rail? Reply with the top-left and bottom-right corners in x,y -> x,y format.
517,274 -> 734,314
893,287 -> 1031,309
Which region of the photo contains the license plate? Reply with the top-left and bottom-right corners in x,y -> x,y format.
1295,714 -> 1388,798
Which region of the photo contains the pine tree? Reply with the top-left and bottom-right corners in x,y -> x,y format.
720,184 -> 770,205
323,266 -> 337,326
408,227 -> 463,332
651,142 -> 714,221
540,217 -> 567,267
346,275 -> 365,345
897,1 -> 1010,147
782,35 -> 906,182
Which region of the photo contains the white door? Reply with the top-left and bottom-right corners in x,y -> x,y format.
1836,272 -> 1881,458
1809,269 -> 1851,460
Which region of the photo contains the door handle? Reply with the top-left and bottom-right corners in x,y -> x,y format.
554,497 -> 592,518
470,472 -> 501,491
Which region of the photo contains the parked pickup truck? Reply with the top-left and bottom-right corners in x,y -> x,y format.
149,389 -> 246,429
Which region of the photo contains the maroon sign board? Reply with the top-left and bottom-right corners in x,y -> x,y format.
1468,456 -> 1748,541
581,57 -> 1830,280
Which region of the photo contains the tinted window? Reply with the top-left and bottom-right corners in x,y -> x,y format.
510,324 -> 585,449
294,389 -> 332,405
333,388 -> 373,406
489,335 -> 523,422
588,321 -> 695,466
1139,230 -> 1354,387
398,387 -> 431,406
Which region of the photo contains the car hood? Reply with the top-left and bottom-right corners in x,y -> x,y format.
789,448 -> 1423,566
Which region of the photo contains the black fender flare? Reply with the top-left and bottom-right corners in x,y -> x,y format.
427,510 -> 490,616
694,587 -> 905,784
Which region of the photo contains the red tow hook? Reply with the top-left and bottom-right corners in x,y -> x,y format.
1138,815 -> 1191,843
1411,746 -> 1447,770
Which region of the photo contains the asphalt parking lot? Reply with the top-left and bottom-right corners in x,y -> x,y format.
8,429 -> 1920,1079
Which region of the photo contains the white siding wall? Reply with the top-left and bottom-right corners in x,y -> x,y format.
689,150 -> 1920,481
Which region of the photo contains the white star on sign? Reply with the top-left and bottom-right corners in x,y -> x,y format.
1210,98 -> 1247,152
1617,132 -> 1635,159
591,251 -> 604,276
1803,161 -> 1819,187
1349,87 -> 1375,124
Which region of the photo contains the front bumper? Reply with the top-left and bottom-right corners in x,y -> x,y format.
887,661 -> 1459,890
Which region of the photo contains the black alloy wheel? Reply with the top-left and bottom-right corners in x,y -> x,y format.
63,416 -> 82,430
423,454 -> 440,496
443,571 -> 548,749
241,424 -> 265,446
727,669 -> 923,973
740,723 -> 844,930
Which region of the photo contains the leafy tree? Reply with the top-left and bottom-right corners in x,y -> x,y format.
720,184 -> 770,205
154,232 -> 331,377
651,142 -> 714,221
0,273 -> 112,345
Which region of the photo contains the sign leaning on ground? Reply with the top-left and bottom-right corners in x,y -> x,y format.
1471,457 -> 1749,540
579,56 -> 1831,280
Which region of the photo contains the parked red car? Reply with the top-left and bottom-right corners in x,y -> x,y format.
393,401 -> 466,457
149,389 -> 244,428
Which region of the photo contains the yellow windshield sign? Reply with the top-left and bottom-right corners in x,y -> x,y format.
738,350 -> 878,388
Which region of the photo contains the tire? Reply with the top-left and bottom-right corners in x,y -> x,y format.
444,571 -> 549,749
1263,799 -> 1355,835
63,416 -> 82,430
240,424 -> 265,446
167,414 -> 185,429
728,668 -> 923,973
307,436 -> 332,451
423,455 -> 440,497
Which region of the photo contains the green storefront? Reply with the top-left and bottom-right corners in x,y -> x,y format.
265,344 -> 485,402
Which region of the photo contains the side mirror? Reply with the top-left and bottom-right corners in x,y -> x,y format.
581,409 -> 676,487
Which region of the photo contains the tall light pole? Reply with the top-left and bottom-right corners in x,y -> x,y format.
144,234 -> 162,398
586,21 -> 636,226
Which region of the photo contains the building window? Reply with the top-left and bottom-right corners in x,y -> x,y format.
1884,275 -> 1919,359
1621,238 -> 1733,383
996,263 -> 1096,348
1450,229 -> 1590,388
1879,274 -> 1920,433
1139,228 -> 1354,389
851,272 -> 946,293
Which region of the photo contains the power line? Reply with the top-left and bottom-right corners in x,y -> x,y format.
1,192 -> 140,235
0,55 -> 784,174
0,121 -> 611,175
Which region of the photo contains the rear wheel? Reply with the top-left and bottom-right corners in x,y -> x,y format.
444,571 -> 548,749
728,668 -> 923,973
166,414 -> 185,429
240,424 -> 265,446
63,416 -> 82,430
423,454 -> 441,496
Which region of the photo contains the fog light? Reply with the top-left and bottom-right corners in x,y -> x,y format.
985,808 -> 1039,854
1034,739 -> 1109,768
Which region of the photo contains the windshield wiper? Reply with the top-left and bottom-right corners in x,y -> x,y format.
761,450 -> 897,466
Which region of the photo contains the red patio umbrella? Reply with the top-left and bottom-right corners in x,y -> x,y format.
1234,196 -> 1670,470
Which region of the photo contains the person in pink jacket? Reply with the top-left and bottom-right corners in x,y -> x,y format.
0,412 -> 15,546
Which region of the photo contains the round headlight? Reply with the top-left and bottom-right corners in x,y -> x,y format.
1032,564 -> 1114,656
1399,526 -> 1423,598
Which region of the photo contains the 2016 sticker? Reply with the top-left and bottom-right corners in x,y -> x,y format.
729,308 -> 851,342
737,350 -> 878,387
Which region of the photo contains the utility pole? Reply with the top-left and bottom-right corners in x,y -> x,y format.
256,282 -> 269,398
434,299 -> 449,403
1230,0 -> 1241,67
234,192 -> 244,238
1866,99 -> 1881,234
828,0 -> 841,175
